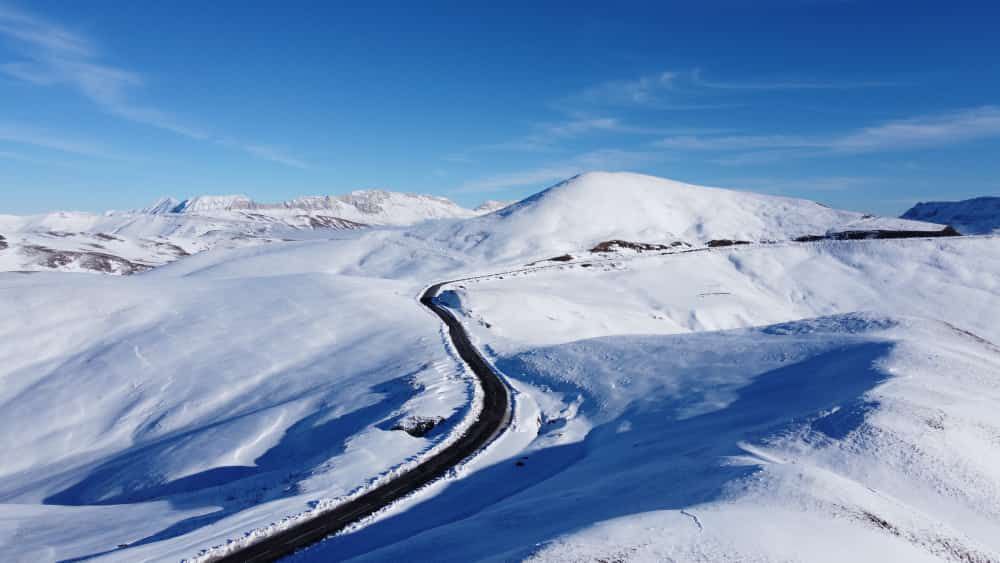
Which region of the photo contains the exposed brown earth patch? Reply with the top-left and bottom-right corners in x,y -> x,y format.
706,239 -> 751,248
391,416 -> 445,438
20,245 -> 153,275
590,240 -> 689,253
527,254 -> 575,265
795,226 -> 962,242
302,215 -> 368,230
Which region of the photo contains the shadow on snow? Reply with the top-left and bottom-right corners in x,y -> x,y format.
292,339 -> 891,562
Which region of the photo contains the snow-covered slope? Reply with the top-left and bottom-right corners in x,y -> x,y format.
0,250 -> 474,562
292,236 -> 1000,563
902,196 -> 1000,234
416,172 -> 948,263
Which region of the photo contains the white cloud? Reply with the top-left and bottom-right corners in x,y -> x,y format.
657,106 -> 1000,164
220,139 -> 308,169
691,68 -> 899,90
721,176 -> 882,193
0,5 -> 304,167
0,5 -> 92,56
561,69 -> 897,112
476,117 -> 648,153
0,122 -> 121,158
830,106 -> 1000,152
657,135 -> 823,151
457,166 -> 581,193
576,72 -> 678,106
455,148 -> 660,193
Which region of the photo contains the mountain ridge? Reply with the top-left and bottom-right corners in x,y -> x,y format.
141,189 -> 482,226
901,196 -> 1000,234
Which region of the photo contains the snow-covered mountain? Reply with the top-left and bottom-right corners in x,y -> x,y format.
0,173 -> 951,276
0,190 -> 491,274
417,171 -> 950,263
145,189 -> 480,226
901,196 -> 1000,234
0,209 -> 355,275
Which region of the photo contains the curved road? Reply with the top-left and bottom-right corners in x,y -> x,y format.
213,282 -> 511,563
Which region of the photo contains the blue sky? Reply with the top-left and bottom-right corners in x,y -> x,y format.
1,0 -> 999,215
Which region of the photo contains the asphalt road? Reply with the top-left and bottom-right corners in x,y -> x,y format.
212,282 -> 512,563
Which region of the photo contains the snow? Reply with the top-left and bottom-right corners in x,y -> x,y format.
902,196 -> 1000,234
410,172 -> 947,264
170,195 -> 257,214
1,171 -> 996,562
293,236 -> 1000,563
0,264 -> 474,561
152,189 -> 483,226
0,189 -> 499,275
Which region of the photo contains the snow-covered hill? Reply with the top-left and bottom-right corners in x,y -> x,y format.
417,172 -> 949,263
293,236 -> 1000,563
902,196 -> 1000,234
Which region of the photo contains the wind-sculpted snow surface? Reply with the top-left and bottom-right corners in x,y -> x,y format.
293,236 -> 1000,562
0,258 -> 473,561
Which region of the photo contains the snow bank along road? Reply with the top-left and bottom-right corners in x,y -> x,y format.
213,282 -> 512,563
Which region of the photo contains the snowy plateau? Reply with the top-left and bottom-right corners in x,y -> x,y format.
1,172 -> 998,563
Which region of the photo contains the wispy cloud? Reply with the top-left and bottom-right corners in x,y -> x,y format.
472,117 -> 630,153
562,71 -> 732,110
830,106 -> 1000,152
0,122 -> 121,158
222,140 -> 308,169
561,68 -> 898,112
576,72 -> 678,106
691,68 -> 900,90
457,166 -> 582,193
656,106 -> 1000,165
449,116 -> 726,162
657,134 -> 823,151
721,176 -> 883,194
0,5 -> 305,167
455,148 -> 660,193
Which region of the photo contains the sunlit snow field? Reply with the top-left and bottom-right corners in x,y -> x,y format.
1,173 -> 998,562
